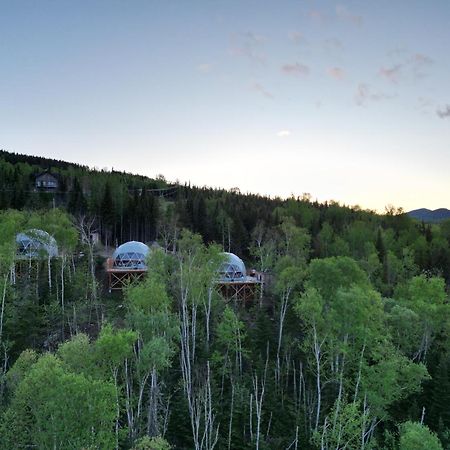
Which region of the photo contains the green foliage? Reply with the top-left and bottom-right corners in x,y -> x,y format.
399,421 -> 443,450
95,323 -> 138,373
125,263 -> 178,371
57,333 -> 96,377
430,353 -> 450,429
307,256 -> 369,302
132,435 -> 172,450
393,275 -> 449,360
212,305 -> 247,372
215,306 -> 246,350
313,400 -> 371,450
387,304 -> 422,357
42,208 -> 78,252
0,353 -> 116,449
4,349 -> 38,394
361,348 -> 429,418
0,153 -> 450,449
0,210 -> 26,262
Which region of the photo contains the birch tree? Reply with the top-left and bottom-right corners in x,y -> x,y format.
273,259 -> 305,387
394,275 -> 448,362
95,323 -> 138,450
44,209 -> 78,338
176,230 -> 222,450
125,258 -> 178,442
0,210 -> 27,403
76,214 -> 99,303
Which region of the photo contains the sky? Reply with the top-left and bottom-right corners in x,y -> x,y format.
1,0 -> 449,212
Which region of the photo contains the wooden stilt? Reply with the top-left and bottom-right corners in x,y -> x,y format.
215,278 -> 263,304
105,258 -> 147,292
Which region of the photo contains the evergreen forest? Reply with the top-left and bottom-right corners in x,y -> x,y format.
0,150 -> 449,450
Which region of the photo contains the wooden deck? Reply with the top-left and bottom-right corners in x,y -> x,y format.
215,275 -> 263,303
105,258 -> 264,301
105,258 -> 147,292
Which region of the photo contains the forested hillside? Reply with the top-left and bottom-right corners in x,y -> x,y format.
0,150 -> 449,449
408,208 -> 450,224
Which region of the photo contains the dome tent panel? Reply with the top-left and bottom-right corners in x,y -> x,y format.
16,229 -> 58,258
112,241 -> 150,270
218,252 -> 246,281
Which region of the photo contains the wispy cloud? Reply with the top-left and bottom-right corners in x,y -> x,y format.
308,6 -> 362,26
380,52 -> 433,83
288,31 -> 306,45
252,82 -> 273,99
412,53 -> 433,65
417,97 -> 434,114
281,62 -> 310,77
437,105 -> 450,119
354,83 -> 394,106
379,64 -> 403,83
323,38 -> 344,53
277,130 -> 291,137
410,53 -> 433,79
229,32 -> 267,64
309,9 -> 328,23
197,63 -> 212,73
327,67 -> 345,80
336,5 -> 363,25
387,47 -> 409,58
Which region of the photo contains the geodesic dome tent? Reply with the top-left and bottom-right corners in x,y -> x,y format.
218,252 -> 247,281
112,241 -> 149,270
16,229 -> 59,258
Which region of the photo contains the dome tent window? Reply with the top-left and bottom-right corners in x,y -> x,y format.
215,252 -> 262,302
218,252 -> 246,281
107,241 -> 150,291
16,229 -> 59,259
112,241 -> 150,270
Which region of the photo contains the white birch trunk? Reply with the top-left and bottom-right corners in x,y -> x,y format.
313,323 -> 322,432
0,273 -> 9,346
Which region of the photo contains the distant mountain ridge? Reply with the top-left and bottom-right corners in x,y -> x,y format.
408,208 -> 450,223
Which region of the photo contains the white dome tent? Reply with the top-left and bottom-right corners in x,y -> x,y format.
216,252 -> 262,302
112,241 -> 150,270
218,252 -> 247,281
16,229 -> 58,259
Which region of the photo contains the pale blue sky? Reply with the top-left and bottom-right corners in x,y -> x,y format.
1,1 -> 449,211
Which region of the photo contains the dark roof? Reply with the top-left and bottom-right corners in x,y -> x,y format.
35,169 -> 59,180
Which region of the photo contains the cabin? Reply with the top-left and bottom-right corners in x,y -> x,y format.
35,170 -> 59,191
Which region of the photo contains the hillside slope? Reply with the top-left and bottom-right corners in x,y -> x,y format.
408,208 -> 450,223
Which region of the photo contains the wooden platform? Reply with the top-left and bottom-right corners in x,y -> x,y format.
105,258 -> 147,292
104,258 -> 264,300
216,276 -> 263,303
